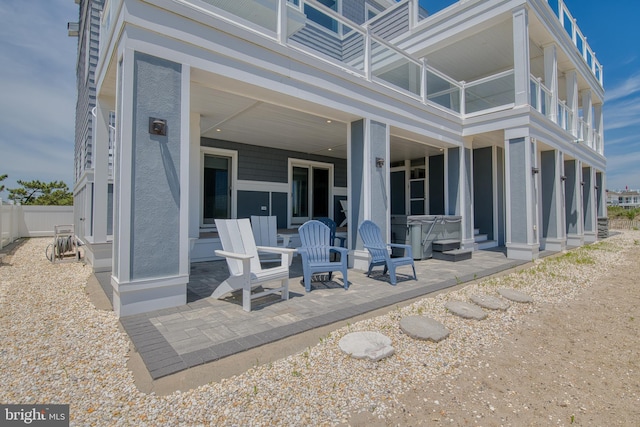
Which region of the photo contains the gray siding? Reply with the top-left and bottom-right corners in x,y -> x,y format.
350,120 -> 364,248
429,154 -> 445,214
473,147 -> 493,240
508,138 -> 527,243
369,1 -> 410,41
237,191 -> 270,219
564,160 -> 579,234
496,147 -> 505,246
447,148 -> 460,215
464,148 -> 472,239
582,167 -> 593,231
541,151 -> 557,239
130,53 -> 182,280
201,138 -> 347,186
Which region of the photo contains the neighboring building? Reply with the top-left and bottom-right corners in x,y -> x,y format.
70,0 -> 607,316
608,190 -> 640,209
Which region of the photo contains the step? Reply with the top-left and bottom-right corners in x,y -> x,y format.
474,228 -> 480,235
432,239 -> 461,252
432,248 -> 472,262
474,233 -> 488,243
476,239 -> 498,250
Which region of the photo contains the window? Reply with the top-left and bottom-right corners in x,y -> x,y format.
290,160 -> 333,224
201,148 -> 237,227
305,0 -> 339,32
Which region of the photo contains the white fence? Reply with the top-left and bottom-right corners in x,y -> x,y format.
0,203 -> 74,249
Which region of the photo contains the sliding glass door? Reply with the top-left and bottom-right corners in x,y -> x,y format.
291,163 -> 331,224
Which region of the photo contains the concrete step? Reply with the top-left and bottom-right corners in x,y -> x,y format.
432,239 -> 461,252
474,228 -> 480,235
475,240 -> 498,250
474,234 -> 488,242
432,248 -> 473,262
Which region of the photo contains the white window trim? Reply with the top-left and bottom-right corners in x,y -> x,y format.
200,147 -> 238,229
288,158 -> 335,227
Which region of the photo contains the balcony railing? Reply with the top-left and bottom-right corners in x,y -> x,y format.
548,0 -> 603,86
99,0 -> 603,155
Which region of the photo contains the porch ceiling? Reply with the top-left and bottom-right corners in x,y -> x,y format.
191,81 -> 448,163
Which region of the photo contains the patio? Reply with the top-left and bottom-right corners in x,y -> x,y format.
94,247 -> 532,382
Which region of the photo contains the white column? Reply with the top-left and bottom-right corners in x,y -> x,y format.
513,6 -> 531,107
594,103 -> 604,154
581,89 -> 593,147
544,44 -> 558,122
566,69 -> 579,137
93,98 -> 110,243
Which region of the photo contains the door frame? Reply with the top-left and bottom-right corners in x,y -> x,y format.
288,158 -> 334,227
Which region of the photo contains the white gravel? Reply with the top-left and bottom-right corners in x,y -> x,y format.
0,232 -> 636,426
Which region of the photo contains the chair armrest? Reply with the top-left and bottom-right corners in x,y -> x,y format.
257,246 -> 295,266
256,246 -> 295,255
276,234 -> 291,248
214,250 -> 253,261
329,246 -> 349,256
335,236 -> 347,247
388,243 -> 413,258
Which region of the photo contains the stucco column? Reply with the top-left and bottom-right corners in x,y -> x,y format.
564,159 -> 584,246
350,119 -> 390,270
540,150 -> 566,251
111,50 -> 189,317
582,166 -> 597,243
504,129 -> 539,260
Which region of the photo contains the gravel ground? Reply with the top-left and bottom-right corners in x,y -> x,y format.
1,231 -> 638,426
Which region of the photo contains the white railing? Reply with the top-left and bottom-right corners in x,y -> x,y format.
557,100 -> 572,133
530,76 -> 553,119
0,204 -> 74,249
551,0 -> 603,86
463,70 -> 515,115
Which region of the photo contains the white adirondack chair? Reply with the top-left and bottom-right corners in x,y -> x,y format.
250,215 -> 291,263
213,218 -> 295,312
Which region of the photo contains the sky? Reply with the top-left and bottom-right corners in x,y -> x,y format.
0,0 -> 639,201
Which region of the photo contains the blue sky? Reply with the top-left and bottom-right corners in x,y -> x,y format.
0,0 -> 639,201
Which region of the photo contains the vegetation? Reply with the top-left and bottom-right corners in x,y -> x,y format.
607,206 -> 640,221
0,174 -> 7,193
6,179 -> 73,206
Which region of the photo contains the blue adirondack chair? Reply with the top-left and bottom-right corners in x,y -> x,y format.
358,220 -> 417,285
314,217 -> 346,247
297,220 -> 349,292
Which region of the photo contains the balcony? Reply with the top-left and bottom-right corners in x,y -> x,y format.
99,0 -> 603,155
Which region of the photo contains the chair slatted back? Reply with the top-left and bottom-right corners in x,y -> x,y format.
298,220 -> 331,263
315,217 -> 337,246
359,220 -> 389,263
251,215 -> 278,247
215,218 -> 262,275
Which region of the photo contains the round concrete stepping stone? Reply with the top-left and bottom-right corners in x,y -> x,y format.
400,316 -> 450,342
445,300 -> 487,320
498,288 -> 533,303
338,331 -> 394,361
470,294 -> 510,311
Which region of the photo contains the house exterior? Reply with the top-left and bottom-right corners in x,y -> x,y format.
607,190 -> 640,209
69,0 -> 607,317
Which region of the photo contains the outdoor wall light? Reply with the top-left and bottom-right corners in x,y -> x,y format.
149,117 -> 167,136
375,157 -> 385,168
560,175 -> 567,181
531,167 -> 540,174
581,181 -> 585,186
595,185 -> 599,190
